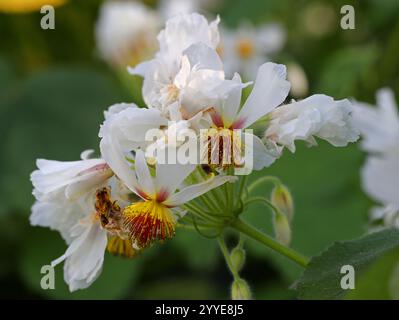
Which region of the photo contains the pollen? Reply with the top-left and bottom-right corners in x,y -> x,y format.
236,39 -> 255,59
123,200 -> 176,248
107,236 -> 138,258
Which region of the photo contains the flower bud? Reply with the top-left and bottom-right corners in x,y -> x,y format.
231,279 -> 252,300
230,247 -> 246,273
273,211 -> 291,246
271,184 -> 294,221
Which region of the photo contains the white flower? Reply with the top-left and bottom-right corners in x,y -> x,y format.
99,103 -> 169,152
49,179 -> 136,292
353,88 -> 399,154
95,1 -> 159,67
354,88 -> 399,229
219,22 -> 286,80
362,150 -> 399,211
30,153 -> 137,292
31,150 -> 113,201
129,14 -> 237,119
266,94 -> 359,152
159,0 -> 199,19
205,62 -> 291,170
100,144 -> 236,247
156,12 -> 220,68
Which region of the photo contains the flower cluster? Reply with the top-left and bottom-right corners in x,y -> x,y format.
353,89 -> 399,229
31,13 -> 359,293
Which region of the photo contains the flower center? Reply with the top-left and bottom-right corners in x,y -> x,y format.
123,200 -> 175,248
236,39 -> 254,59
164,84 -> 180,105
201,128 -> 244,168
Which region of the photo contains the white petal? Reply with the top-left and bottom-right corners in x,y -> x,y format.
30,200 -> 86,244
99,107 -> 168,192
80,149 -> 95,160
164,175 -> 237,206
248,133 -> 279,171
218,73 -> 245,127
157,13 -> 220,63
103,103 -> 134,120
31,157 -> 109,201
155,161 -> 196,197
52,220 -> 108,292
183,42 -> 223,71
128,60 -> 153,77
266,94 -> 359,152
362,152 -> 399,208
353,88 -> 399,153
237,62 -> 291,128
100,135 -> 139,193
135,150 -> 155,196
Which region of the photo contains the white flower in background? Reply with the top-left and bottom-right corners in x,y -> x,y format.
286,62 -> 309,98
99,147 -> 235,247
353,88 -> 399,154
219,22 -> 286,80
159,0 -> 199,19
159,0 -> 219,19
31,150 -> 113,201
95,1 -> 159,67
353,88 -> 399,229
266,94 -> 359,152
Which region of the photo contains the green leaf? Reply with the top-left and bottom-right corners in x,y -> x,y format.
295,229 -> 399,299
345,248 -> 399,299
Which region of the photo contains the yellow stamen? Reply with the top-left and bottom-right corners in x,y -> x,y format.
123,200 -> 175,248
107,236 -> 138,258
201,128 -> 244,169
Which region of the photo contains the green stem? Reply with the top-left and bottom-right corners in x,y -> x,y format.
218,236 -> 240,280
244,196 -> 281,216
247,176 -> 281,194
230,218 -> 309,268
183,203 -> 223,225
236,175 -> 248,208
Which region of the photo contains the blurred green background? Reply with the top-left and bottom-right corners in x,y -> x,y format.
0,0 -> 398,299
